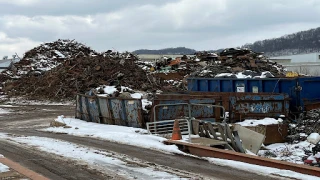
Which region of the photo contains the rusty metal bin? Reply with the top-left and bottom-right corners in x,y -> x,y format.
244,124 -> 288,145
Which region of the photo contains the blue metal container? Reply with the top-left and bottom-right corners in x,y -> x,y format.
187,77 -> 320,112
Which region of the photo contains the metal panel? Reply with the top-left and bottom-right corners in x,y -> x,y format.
153,94 -> 219,122
109,99 -> 127,126
125,99 -> 143,128
97,98 -> 113,124
87,96 -> 100,123
229,94 -> 290,121
299,77 -> 320,111
147,119 -> 190,139
81,96 -> 90,121
245,124 -> 288,145
75,95 -> 82,119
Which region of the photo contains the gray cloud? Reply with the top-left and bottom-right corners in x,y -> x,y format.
0,0 -> 320,57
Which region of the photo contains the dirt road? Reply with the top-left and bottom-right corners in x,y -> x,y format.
0,104 -> 285,180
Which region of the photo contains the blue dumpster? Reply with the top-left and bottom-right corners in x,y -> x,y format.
187,77 -> 320,112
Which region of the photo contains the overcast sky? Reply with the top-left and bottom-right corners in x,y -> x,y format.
0,0 -> 320,57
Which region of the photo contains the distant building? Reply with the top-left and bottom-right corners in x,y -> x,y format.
270,52 -> 320,64
0,56 -> 20,72
270,53 -> 320,76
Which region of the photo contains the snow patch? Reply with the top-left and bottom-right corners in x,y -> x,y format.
236,118 -> 283,127
208,157 -> 318,180
42,116 -> 182,154
0,154 -> 9,173
0,108 -> 10,114
307,133 -> 320,144
0,134 -> 184,179
0,163 -> 9,173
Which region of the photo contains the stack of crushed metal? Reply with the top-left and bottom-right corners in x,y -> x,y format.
287,109 -> 320,143
190,48 -> 287,78
1,39 -> 182,100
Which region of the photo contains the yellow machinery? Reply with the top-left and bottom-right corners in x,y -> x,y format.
286,71 -> 299,77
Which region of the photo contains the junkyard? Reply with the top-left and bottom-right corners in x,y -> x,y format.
0,38 -> 320,180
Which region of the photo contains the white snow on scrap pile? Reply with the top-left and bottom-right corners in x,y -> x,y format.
95,85 -> 152,111
3,39 -> 99,78
214,71 -> 274,79
235,118 -> 319,167
236,118 -> 283,126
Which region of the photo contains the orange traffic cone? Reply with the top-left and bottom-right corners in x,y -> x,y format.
171,120 -> 182,140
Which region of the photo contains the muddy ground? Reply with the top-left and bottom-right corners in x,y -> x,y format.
0,103 -> 286,180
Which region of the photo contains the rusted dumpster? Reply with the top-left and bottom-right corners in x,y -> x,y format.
229,94 -> 290,122
152,94 -> 225,122
76,94 -> 144,128
152,93 -> 290,123
243,124 -> 289,144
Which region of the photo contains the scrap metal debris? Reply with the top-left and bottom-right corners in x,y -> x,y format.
190,48 -> 287,78
0,39 -> 182,100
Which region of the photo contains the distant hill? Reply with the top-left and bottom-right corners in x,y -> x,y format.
133,47 -> 197,55
133,27 -> 320,57
242,27 -> 320,57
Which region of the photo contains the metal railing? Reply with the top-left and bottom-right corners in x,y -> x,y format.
147,103 -> 227,142
146,119 -> 191,141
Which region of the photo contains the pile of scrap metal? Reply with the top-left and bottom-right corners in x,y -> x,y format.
1,39 -> 186,100
153,56 -> 191,72
136,55 -> 202,74
190,48 -> 287,78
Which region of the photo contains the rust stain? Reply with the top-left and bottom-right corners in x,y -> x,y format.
0,157 -> 49,180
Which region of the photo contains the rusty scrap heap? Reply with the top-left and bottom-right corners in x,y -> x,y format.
1,39 -> 175,100
190,48 -> 286,78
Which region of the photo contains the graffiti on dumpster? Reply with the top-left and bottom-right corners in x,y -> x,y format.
239,103 -> 271,114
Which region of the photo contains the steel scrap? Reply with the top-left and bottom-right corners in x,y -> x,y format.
190,48 -> 287,78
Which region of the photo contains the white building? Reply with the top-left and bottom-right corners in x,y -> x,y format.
0,56 -> 20,72
270,52 -> 320,64
270,52 -> 320,75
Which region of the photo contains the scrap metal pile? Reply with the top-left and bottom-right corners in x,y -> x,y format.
190,48 -> 287,78
288,109 -> 320,143
0,39 -> 181,100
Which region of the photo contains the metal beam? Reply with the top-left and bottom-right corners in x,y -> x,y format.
165,140 -> 320,177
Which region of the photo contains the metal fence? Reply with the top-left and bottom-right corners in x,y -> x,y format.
76,94 -> 144,128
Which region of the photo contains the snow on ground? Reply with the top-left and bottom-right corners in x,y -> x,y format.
0,133 -> 186,179
0,154 -> 9,173
0,108 -> 10,114
41,116 -> 320,179
0,96 -> 74,105
258,141 -> 314,164
236,118 -> 283,126
207,157 -> 318,180
42,116 -> 182,154
0,105 -> 19,108
0,163 -> 9,173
